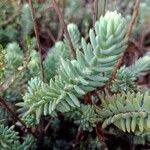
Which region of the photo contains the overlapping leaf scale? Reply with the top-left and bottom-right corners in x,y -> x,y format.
90,11 -> 127,77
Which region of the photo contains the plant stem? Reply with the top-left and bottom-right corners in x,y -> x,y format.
47,28 -> 56,43
96,124 -> 107,150
125,0 -> 141,40
52,0 -> 76,58
28,0 -> 45,81
110,0 -> 141,83
93,0 -> 98,26
0,96 -> 38,138
102,0 -> 107,16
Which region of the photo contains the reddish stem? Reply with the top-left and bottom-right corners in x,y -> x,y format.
52,0 -> 76,58
93,0 -> 98,26
110,0 -> 141,83
96,124 -> 107,150
0,97 -> 38,138
28,0 -> 45,81
102,0 -> 106,16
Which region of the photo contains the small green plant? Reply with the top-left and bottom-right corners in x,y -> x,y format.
18,10 -> 150,148
1,0 -> 150,149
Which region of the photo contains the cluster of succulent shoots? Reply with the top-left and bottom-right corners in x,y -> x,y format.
17,11 -> 128,125
0,1 -> 150,148
17,11 -> 150,135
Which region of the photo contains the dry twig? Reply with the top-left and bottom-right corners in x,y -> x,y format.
103,0 -> 107,16
93,0 -> 98,26
28,0 -> 45,81
47,29 -> 56,43
52,0 -> 76,58
0,96 -> 38,138
96,124 -> 107,150
110,0 -> 141,83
